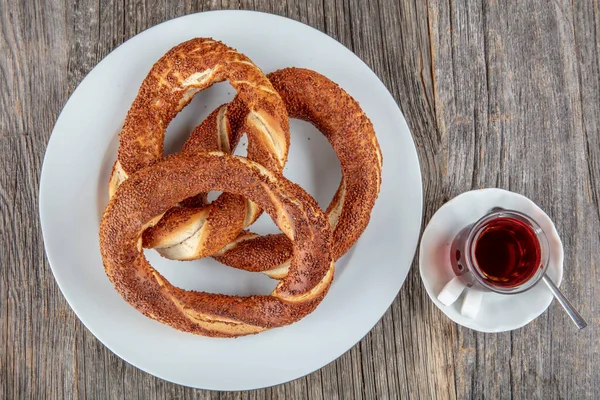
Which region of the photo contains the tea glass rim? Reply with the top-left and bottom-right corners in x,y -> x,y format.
464,209 -> 550,294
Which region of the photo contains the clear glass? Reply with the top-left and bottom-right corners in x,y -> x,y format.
450,208 -> 550,294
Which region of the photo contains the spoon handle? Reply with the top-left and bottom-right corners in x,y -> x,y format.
542,274 -> 587,329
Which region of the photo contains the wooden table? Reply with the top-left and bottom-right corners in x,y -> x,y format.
2,0 -> 598,398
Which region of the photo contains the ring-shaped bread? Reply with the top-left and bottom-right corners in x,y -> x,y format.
109,38 -> 290,260
100,152 -> 334,337
144,68 -> 382,277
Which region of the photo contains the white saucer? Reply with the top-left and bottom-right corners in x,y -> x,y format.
419,189 -> 563,332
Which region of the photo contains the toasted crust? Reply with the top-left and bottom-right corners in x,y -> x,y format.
191,68 -> 382,274
100,153 -> 334,337
109,38 -> 290,259
145,68 -> 382,269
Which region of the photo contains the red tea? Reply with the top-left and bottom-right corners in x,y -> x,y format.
473,217 -> 541,288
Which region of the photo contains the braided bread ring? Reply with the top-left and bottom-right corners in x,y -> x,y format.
100,152 -> 334,337
108,38 -> 290,260
151,68 -> 380,277
216,68 -> 382,278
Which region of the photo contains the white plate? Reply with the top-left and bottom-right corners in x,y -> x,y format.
39,11 -> 422,390
419,189 -> 563,332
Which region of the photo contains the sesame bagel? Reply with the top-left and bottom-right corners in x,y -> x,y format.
215,68 -> 382,277
100,152 -> 334,337
108,38 -> 290,260
145,68 -> 382,276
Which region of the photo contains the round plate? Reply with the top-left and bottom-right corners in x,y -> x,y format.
40,11 -> 422,390
419,189 -> 563,332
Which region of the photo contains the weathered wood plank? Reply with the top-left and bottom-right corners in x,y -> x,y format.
0,2 -> 79,400
427,0 -> 600,399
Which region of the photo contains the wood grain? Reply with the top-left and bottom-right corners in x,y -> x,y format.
1,0 -> 599,398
